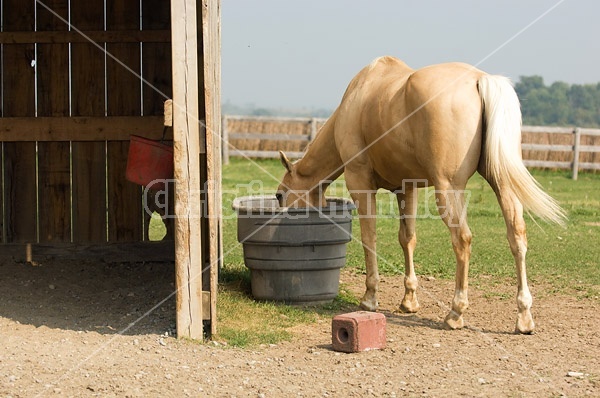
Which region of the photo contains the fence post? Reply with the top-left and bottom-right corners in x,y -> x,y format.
309,117 -> 318,141
572,127 -> 581,180
222,114 -> 229,165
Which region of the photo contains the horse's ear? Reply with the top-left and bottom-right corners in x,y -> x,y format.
279,151 -> 293,173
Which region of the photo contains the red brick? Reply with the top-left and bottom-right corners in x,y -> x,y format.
331,311 -> 386,353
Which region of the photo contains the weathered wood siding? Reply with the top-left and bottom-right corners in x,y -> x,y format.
0,0 -> 172,244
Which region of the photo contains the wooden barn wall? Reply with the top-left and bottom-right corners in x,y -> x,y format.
0,0 -> 172,244
2,0 -> 37,244
70,0 -> 108,243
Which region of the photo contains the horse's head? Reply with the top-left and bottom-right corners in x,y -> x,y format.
276,151 -> 326,208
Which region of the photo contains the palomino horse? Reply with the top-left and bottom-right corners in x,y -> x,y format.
277,56 -> 565,333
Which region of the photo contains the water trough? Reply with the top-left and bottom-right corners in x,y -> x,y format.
232,195 -> 355,305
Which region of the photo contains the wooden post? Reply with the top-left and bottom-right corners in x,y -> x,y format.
171,0 -> 204,340
222,114 -> 229,165
310,117 -> 318,141
572,127 -> 581,180
201,0 -> 222,336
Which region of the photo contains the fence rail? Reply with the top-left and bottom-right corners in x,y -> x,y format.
222,115 -> 600,180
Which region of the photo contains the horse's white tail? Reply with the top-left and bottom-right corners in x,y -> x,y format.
478,75 -> 566,225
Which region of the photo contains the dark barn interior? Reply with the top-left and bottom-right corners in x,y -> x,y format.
0,0 -> 222,338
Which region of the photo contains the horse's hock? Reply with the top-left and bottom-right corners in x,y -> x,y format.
233,196 -> 355,304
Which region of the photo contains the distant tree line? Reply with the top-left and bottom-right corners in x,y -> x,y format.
515,76 -> 600,128
224,76 -> 600,128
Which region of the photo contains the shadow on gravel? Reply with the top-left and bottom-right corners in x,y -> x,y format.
0,258 -> 176,336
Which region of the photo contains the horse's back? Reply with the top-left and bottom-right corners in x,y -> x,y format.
403,62 -> 485,126
335,58 -> 486,188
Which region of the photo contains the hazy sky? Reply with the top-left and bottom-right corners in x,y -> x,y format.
222,0 -> 600,110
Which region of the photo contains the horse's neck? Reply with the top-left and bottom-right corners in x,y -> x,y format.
296,116 -> 343,184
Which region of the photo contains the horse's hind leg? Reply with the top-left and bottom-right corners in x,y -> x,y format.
397,187 -> 420,313
435,186 -> 472,330
492,186 -> 535,334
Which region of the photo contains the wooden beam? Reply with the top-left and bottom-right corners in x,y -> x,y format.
202,0 -> 222,337
523,160 -> 572,169
171,0 -> 204,340
521,143 -> 573,152
228,132 -> 311,141
0,30 -> 171,44
225,114 -> 324,123
0,116 -> 166,141
228,149 -> 306,159
521,126 -> 575,134
0,241 -> 174,263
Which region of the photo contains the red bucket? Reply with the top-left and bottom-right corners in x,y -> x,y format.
125,135 -> 174,191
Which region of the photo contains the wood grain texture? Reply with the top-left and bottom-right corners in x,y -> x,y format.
0,30 -> 170,44
36,0 -> 71,243
70,0 -> 107,243
0,116 -> 165,141
171,0 -> 204,339
71,142 -> 107,242
2,0 -> 37,243
3,143 -> 37,243
105,0 -> 144,243
201,0 -> 222,336
37,142 -> 71,242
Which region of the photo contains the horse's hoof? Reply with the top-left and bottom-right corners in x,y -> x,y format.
515,312 -> 535,334
359,298 -> 378,312
399,298 -> 420,313
444,311 -> 464,330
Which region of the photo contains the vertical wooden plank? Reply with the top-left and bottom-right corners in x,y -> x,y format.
1,144 -> 4,243
142,0 -> 172,116
572,128 -> 581,180
2,0 -> 37,243
310,117 -> 318,141
171,0 -> 204,339
72,143 -> 107,242
106,0 -> 143,242
142,0 -> 173,239
3,143 -> 37,243
221,114 -> 229,164
36,0 -> 71,242
70,0 -> 107,243
201,0 -> 222,336
197,0 -> 209,332
1,0 -> 36,115
142,43 -> 172,116
37,143 -> 71,242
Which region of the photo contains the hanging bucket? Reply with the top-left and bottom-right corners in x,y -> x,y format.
125,135 -> 173,191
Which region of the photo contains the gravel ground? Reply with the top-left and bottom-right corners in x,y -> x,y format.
1,259 -> 598,397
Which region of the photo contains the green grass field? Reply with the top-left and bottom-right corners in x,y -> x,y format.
216,158 -> 600,345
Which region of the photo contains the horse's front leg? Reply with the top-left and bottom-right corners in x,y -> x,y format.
347,180 -> 379,311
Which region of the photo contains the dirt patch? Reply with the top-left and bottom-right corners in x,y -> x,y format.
1,258 -> 598,397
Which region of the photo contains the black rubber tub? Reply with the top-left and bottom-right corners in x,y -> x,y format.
232,195 -> 355,305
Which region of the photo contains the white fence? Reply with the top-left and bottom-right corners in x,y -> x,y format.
222,115 -> 600,180
520,126 -> 600,179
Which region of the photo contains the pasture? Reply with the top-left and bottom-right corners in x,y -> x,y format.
220,158 -> 599,298
216,156 -> 598,343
